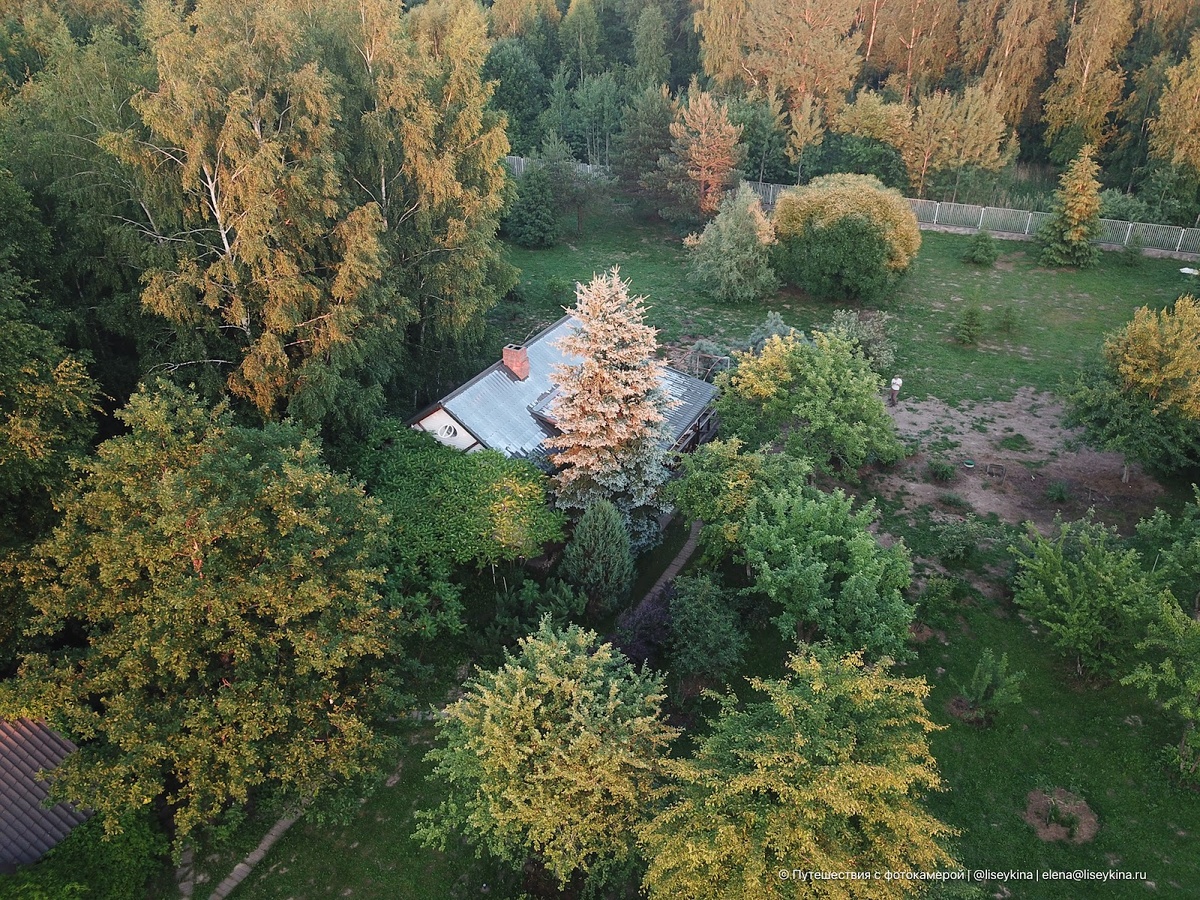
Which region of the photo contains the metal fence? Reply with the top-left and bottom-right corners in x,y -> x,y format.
746,182 -> 1200,256
504,156 -> 1200,257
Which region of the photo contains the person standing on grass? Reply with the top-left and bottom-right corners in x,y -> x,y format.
890,375 -> 903,407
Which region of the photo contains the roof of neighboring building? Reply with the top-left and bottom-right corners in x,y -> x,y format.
0,718 -> 89,870
418,315 -> 718,461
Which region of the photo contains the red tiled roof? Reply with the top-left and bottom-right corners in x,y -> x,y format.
0,719 -> 89,871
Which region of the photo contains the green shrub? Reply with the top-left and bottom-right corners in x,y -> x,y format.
1045,480 -> 1070,503
953,301 -> 984,345
962,230 -> 999,266
0,813 -> 168,900
926,459 -> 956,483
994,303 -> 1020,335
774,214 -> 897,304
820,308 -> 896,374
668,574 -> 745,683
958,648 -> 1025,725
932,515 -> 991,563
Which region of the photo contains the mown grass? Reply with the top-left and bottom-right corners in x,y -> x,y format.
910,586 -> 1200,897
493,204 -> 1190,408
232,727 -> 520,900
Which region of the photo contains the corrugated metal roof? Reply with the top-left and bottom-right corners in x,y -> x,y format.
0,719 -> 89,870
439,316 -> 718,459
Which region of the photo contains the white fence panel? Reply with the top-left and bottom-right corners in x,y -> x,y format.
909,199 -> 938,223
1097,218 -> 1131,244
1180,229 -> 1200,254
980,207 -> 1029,234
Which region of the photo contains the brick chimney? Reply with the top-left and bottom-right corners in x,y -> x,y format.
502,344 -> 530,380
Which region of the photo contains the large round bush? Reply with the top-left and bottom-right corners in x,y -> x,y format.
772,174 -> 920,304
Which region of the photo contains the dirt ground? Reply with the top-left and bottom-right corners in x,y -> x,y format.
874,386 -> 1165,535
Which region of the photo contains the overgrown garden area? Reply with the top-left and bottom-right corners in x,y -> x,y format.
204,202 -> 1200,899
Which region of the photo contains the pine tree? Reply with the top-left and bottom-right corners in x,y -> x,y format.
561,499 -> 635,616
663,86 -> 745,216
1039,144 -> 1103,268
504,167 -> 562,247
546,269 -> 672,544
615,85 -> 676,198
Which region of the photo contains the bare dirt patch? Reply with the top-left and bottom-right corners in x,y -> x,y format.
1024,789 -> 1099,844
878,387 -> 1165,534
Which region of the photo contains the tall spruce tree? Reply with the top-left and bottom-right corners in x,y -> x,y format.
1040,144 -> 1103,268
546,269 -> 672,547
561,499 -> 635,616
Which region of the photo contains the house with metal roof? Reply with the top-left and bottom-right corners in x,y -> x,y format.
0,718 -> 89,872
409,315 -> 718,464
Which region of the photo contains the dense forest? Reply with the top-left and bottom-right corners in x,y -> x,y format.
2,0 -> 1200,898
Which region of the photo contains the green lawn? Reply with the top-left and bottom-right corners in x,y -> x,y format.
224,206 -> 1200,899
495,204 -> 1191,407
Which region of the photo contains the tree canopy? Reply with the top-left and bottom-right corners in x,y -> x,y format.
3,381 -> 391,841
640,645 -> 955,900
716,331 -> 904,473
417,619 -> 677,886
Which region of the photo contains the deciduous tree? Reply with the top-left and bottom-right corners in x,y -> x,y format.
417,620 -> 677,886
717,331 -> 904,472
1011,515 -> 1164,678
1125,597 -> 1200,784
961,0 -> 1061,125
631,4 -> 670,89
1150,34 -> 1200,176
1041,0 -> 1134,162
351,423 -> 563,639
5,381 -> 391,841
871,0 -> 959,104
740,485 -> 913,660
640,646 -> 955,900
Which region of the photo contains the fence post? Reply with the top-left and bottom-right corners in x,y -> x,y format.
1124,223 -> 1133,247
978,207 -> 985,229
933,203 -> 941,225
1177,229 -> 1185,252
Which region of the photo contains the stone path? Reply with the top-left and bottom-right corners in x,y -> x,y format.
193,806 -> 305,900
643,520 -> 702,602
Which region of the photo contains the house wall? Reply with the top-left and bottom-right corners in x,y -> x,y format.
412,408 -> 482,452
